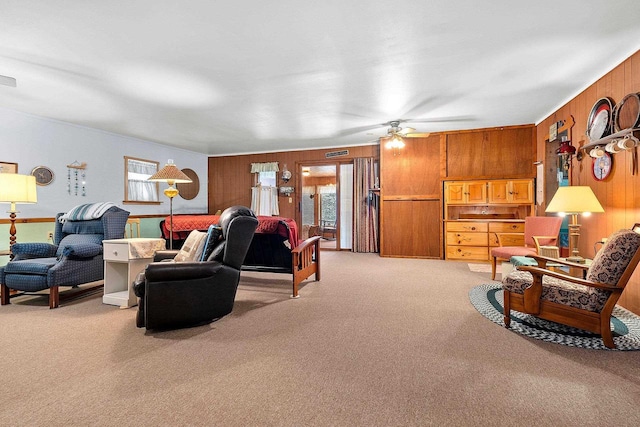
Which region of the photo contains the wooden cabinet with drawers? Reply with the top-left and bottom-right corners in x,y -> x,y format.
445,220 -> 526,261
488,221 -> 525,247
446,221 -> 489,260
443,178 -> 533,262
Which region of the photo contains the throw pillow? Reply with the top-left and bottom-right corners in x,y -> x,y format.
174,230 -> 207,262
200,224 -> 223,262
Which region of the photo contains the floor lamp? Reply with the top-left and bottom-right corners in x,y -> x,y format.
148,160 -> 192,250
546,186 -> 604,263
0,174 -> 38,258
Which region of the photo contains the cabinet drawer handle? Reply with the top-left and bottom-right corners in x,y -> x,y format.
113,251 -> 118,256
471,226 -> 476,231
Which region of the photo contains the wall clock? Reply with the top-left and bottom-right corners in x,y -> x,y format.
31,165 -> 55,186
592,152 -> 612,181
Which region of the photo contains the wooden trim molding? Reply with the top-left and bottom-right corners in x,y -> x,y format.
0,213 -> 210,224
0,217 -> 56,224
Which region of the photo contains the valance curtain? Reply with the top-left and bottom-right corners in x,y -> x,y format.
251,186 -> 279,216
250,162 -> 280,173
128,159 -> 158,202
353,157 -> 378,253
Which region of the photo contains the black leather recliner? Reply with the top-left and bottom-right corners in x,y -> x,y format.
133,206 -> 258,330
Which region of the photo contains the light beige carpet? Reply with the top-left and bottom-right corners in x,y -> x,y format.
468,263 -> 493,274
1,252 -> 639,426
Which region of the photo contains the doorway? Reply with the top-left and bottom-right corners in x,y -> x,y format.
301,164 -> 337,250
299,162 -> 353,250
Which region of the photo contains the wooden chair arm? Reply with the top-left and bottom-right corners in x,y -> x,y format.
517,265 -> 619,291
291,235 -> 321,255
496,233 -> 525,247
290,235 -> 321,298
531,235 -> 559,250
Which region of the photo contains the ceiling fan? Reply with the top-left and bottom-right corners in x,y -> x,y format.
378,120 -> 433,150
384,120 -> 432,137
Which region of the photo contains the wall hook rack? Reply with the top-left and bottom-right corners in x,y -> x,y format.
66,161 -> 87,170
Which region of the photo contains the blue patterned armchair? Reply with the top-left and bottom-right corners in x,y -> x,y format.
0,205 -> 129,308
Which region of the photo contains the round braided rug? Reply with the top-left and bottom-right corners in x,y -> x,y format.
469,284 -> 640,351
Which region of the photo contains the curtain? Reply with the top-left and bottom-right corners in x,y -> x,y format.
250,162 -> 279,173
250,162 -> 280,215
127,159 -> 159,202
251,186 -> 280,216
353,158 -> 378,253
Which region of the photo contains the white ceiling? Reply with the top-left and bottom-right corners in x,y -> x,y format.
2,1 -> 640,156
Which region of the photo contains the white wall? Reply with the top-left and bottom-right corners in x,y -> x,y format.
1,107 -> 208,217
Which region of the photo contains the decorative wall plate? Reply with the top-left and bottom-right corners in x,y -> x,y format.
613,93 -> 640,132
31,165 -> 54,186
592,152 -> 612,181
176,168 -> 200,200
587,97 -> 614,141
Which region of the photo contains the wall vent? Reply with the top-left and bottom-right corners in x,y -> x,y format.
325,150 -> 349,158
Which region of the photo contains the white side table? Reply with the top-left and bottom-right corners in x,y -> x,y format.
102,238 -> 166,308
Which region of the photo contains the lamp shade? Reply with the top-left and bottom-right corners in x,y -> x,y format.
148,160 -> 192,184
0,174 -> 38,204
545,186 -> 604,214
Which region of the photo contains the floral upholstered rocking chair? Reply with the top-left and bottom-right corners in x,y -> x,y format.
502,224 -> 640,349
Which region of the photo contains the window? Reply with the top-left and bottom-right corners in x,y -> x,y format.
250,162 -> 280,216
124,156 -> 160,204
257,171 -> 276,187
318,185 -> 336,223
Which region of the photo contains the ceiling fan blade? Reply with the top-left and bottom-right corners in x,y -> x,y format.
400,115 -> 475,124
398,127 -> 416,135
0,75 -> 17,87
399,97 -> 439,119
337,123 -> 389,137
404,132 -> 432,138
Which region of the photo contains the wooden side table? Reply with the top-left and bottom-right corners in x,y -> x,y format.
102,238 -> 165,308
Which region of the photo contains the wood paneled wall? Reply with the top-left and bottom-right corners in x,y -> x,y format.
207,145 -> 379,223
380,134 -> 443,258
446,126 -> 536,179
379,126 -> 536,259
537,49 -> 640,314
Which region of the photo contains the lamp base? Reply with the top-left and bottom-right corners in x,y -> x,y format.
566,255 -> 586,264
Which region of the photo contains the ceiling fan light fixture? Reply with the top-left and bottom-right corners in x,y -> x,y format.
385,133 -> 405,150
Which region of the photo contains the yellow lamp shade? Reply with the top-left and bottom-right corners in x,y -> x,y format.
0,174 -> 38,207
546,186 -> 604,214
